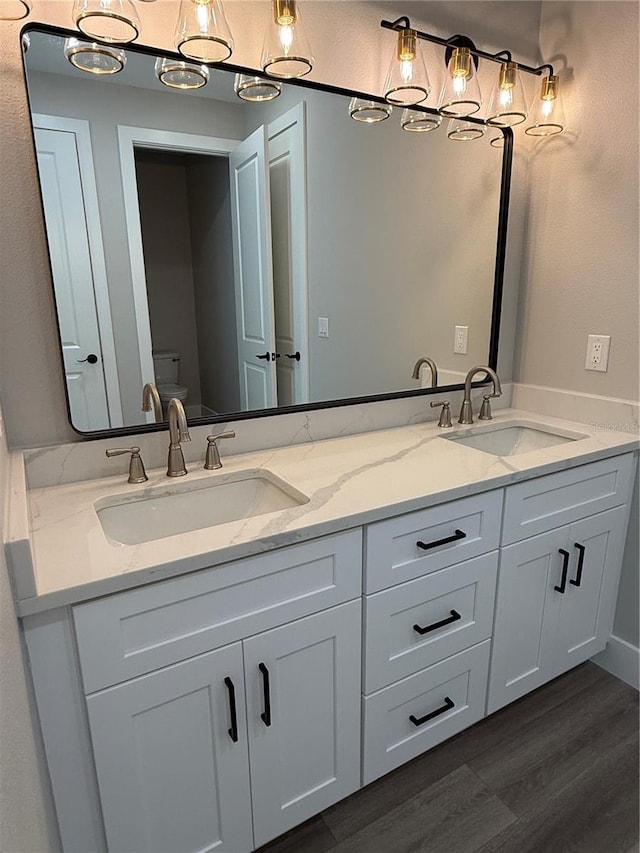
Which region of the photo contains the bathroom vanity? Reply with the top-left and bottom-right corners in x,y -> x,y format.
7,411 -> 637,853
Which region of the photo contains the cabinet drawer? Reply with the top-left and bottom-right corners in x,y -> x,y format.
74,530 -> 362,693
362,641 -> 490,785
364,552 -> 497,693
502,453 -> 635,545
365,491 -> 503,593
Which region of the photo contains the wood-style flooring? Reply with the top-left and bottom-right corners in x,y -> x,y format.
258,664 -> 639,853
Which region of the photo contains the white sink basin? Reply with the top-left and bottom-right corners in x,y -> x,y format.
442,420 -> 588,457
96,469 -> 309,545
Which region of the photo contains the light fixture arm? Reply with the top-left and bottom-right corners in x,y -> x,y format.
380,17 -> 555,77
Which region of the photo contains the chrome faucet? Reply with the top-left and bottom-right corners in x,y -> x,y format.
411,356 -> 438,388
458,366 -> 502,424
142,382 -> 163,424
166,398 -> 191,477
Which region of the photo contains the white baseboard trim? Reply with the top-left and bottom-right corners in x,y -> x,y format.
592,635 -> 640,690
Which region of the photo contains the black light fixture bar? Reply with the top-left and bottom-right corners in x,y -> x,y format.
381,17 -> 554,77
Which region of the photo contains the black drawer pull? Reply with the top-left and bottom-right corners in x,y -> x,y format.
258,662 -> 271,727
570,543 -> 586,587
410,696 -> 455,727
416,529 -> 466,551
224,677 -> 238,743
413,609 -> 461,636
555,549 -> 570,593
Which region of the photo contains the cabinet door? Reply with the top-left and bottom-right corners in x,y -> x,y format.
244,600 -> 361,848
554,506 -> 628,674
487,528 -> 566,713
87,644 -> 253,853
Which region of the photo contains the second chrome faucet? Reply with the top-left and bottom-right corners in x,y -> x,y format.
167,398 -> 191,477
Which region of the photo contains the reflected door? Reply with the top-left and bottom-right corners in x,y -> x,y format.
35,127 -> 111,431
230,126 -> 277,411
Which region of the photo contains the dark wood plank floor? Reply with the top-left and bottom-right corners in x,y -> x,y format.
257,664 -> 639,853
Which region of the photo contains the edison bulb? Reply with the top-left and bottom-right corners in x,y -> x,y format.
278,23 -> 293,51
499,87 -> 513,108
400,59 -> 414,84
453,75 -> 467,96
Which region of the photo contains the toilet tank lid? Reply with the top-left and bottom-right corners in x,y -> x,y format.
152,350 -> 180,361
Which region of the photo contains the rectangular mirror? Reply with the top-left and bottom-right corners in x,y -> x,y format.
23,27 -> 510,435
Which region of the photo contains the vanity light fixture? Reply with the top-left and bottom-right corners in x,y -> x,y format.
0,0 -> 30,21
72,0 -> 140,44
155,57 -> 209,89
381,16 -> 566,138
261,0 -> 314,79
349,97 -> 392,123
234,74 -> 281,102
486,61 -> 528,126
439,42 -> 482,116
65,37 -> 127,74
401,108 -> 441,132
383,27 -> 431,106
174,0 -> 234,63
447,117 -> 486,141
525,74 -> 565,136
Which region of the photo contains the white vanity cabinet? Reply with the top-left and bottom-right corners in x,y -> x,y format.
488,454 -> 635,713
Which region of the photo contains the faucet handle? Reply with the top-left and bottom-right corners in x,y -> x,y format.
106,446 -> 148,484
204,431 -> 236,470
430,400 -> 453,429
478,395 -> 494,421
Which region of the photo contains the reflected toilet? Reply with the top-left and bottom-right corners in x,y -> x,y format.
152,350 -> 188,414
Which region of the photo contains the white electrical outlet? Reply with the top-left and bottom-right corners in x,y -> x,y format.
454,325 -> 469,354
318,317 -> 329,338
585,334 -> 611,372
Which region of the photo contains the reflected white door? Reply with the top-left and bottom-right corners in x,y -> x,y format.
230,126 -> 277,410
35,127 -> 111,431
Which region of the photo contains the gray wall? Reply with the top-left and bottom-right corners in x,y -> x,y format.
187,155 -> 240,414
136,151 -> 202,408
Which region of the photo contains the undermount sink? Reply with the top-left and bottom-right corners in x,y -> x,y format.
96,469 -> 309,546
442,420 -> 588,457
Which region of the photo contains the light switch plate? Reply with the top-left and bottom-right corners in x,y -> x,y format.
318,317 -> 329,338
585,334 -> 611,372
454,325 -> 469,354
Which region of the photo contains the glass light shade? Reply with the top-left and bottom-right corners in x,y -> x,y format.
155,57 -> 209,89
383,28 -> 430,106
0,0 -> 30,20
73,0 -> 140,44
401,108 -> 441,133
348,98 -> 392,123
234,74 -> 281,102
438,47 -> 482,116
447,117 -> 486,141
65,37 -> 126,74
525,74 -> 565,136
486,61 -> 528,127
262,0 -> 314,78
175,0 -> 234,63
489,131 -> 504,148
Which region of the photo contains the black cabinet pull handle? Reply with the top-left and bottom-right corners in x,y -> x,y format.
410,696 -> 455,727
555,549 -> 570,593
224,677 -> 238,743
256,352 -> 271,361
417,529 -> 466,551
258,662 -> 271,727
413,609 -> 461,636
285,351 -> 301,361
571,543 -> 586,587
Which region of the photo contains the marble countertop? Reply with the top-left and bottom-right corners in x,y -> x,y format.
10,409 -> 639,616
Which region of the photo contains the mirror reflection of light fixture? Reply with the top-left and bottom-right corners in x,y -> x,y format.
0,0 -> 30,20
401,108 -> 441,132
72,0 -> 140,44
155,57 -> 209,89
175,0 -> 234,63
447,117 -> 486,141
234,74 -> 281,102
525,74 -> 565,136
486,61 -> 528,126
65,37 -> 126,74
262,0 -> 314,79
438,45 -> 482,116
349,97 -> 392,123
383,28 -> 430,106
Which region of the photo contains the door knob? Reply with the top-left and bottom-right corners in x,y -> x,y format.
285,351 -> 301,361
256,353 -> 271,361
77,353 -> 98,364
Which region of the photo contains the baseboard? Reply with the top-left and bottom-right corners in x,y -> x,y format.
592,635 -> 640,690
